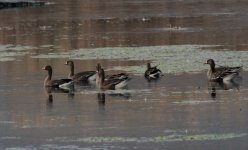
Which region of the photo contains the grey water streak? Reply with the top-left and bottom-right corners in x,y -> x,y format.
1,0 -> 248,150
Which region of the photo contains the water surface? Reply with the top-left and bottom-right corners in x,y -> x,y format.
1,0 -> 248,149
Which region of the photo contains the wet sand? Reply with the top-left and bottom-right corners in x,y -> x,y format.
1,0 -> 248,149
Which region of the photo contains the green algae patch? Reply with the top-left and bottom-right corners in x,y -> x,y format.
0,44 -> 35,61
47,133 -> 247,143
31,52 -> 69,59
31,45 -> 247,74
172,100 -> 215,105
79,89 -> 152,95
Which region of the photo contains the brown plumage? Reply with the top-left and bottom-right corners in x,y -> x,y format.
64,60 -> 96,81
96,63 -> 130,86
96,68 -> 129,90
42,65 -> 73,87
204,59 -> 242,82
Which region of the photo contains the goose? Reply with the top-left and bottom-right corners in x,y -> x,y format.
204,59 -> 242,82
64,60 -> 96,81
96,68 -> 129,90
42,65 -> 74,88
144,63 -> 162,80
96,63 -> 130,84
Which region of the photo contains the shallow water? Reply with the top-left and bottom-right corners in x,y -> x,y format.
1,0 -> 248,149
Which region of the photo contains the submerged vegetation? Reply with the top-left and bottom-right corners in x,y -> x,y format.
0,44 -> 34,61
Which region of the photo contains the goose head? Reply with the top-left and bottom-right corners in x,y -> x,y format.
42,65 -> 53,83
204,59 -> 215,69
42,65 -> 52,72
64,60 -> 74,67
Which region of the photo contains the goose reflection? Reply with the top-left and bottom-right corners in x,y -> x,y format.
47,94 -> 53,107
96,90 -> 132,106
208,80 -> 240,99
44,85 -> 75,94
67,92 -> 75,101
44,86 -> 52,105
97,92 -> 105,106
44,86 -> 75,106
108,91 -> 131,99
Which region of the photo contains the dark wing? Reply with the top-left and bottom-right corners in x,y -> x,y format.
73,71 -> 96,80
50,79 -> 72,87
145,67 -> 162,79
218,71 -> 237,79
106,73 -> 129,81
102,78 -> 126,90
217,66 -> 242,73
226,66 -> 242,73
104,78 -> 123,86
215,66 -> 242,79
149,67 -> 159,74
45,86 -> 71,93
145,67 -> 154,77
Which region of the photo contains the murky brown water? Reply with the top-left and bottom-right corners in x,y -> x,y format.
1,0 -> 248,149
